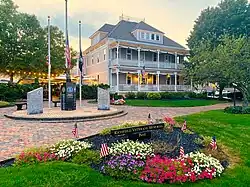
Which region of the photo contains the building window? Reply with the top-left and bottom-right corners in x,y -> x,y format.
127,75 -> 132,85
97,54 -> 100,63
91,56 -> 94,64
153,75 -> 157,85
151,33 -> 155,40
127,48 -> 132,60
146,33 -> 150,40
141,32 -> 145,39
103,49 -> 106,61
167,77 -> 170,85
156,35 -> 160,41
153,53 -> 157,62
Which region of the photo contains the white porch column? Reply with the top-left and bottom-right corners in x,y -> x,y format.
116,42 -> 119,65
157,50 -> 160,69
116,68 -> 119,92
137,70 -> 141,91
157,71 -> 160,91
174,72 -> 177,92
138,47 -> 141,67
175,52 -> 177,69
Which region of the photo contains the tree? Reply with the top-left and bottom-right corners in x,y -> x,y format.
186,0 -> 250,99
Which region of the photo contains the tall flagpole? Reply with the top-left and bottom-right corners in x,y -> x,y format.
48,16 -> 51,109
65,0 -> 71,82
79,20 -> 82,107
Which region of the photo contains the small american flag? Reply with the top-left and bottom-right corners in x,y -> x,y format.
72,123 -> 78,138
181,120 -> 187,131
210,136 -> 217,150
179,146 -> 185,157
100,143 -> 109,158
148,113 -> 153,124
65,33 -> 71,69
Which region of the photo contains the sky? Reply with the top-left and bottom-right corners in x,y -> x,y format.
13,0 -> 225,51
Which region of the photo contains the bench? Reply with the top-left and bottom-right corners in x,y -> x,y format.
15,102 -> 27,110
52,100 -> 60,107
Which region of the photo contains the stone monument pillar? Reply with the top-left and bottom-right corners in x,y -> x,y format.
27,87 -> 43,115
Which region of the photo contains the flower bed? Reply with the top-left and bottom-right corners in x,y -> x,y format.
11,117 -> 228,185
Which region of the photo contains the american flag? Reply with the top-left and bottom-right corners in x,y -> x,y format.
179,146 -> 185,157
210,136 -> 217,150
141,66 -> 146,78
148,113 -> 153,124
100,143 -> 109,158
181,120 -> 187,131
65,33 -> 71,69
72,123 -> 78,138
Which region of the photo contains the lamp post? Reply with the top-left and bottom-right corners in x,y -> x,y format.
232,83 -> 237,107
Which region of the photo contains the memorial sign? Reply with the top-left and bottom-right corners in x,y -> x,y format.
61,82 -> 76,111
27,87 -> 43,115
97,87 -> 110,110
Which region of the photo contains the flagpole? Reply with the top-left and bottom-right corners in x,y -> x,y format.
65,0 -> 71,82
79,20 -> 82,107
48,16 -> 51,109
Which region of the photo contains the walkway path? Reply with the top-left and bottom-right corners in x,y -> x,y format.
0,101 -> 229,161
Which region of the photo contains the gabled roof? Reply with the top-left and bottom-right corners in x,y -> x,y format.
98,24 -> 115,33
108,20 -> 185,49
133,21 -> 164,34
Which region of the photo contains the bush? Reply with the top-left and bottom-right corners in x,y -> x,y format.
224,106 -> 250,114
50,140 -> 92,159
76,84 -> 110,100
110,93 -> 123,100
136,92 -> 147,99
109,140 -> 154,160
125,92 -> 136,99
147,92 -> 161,100
101,154 -> 145,180
71,149 -> 100,166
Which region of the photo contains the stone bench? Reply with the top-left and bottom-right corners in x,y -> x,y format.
52,100 -> 60,107
15,102 -> 27,110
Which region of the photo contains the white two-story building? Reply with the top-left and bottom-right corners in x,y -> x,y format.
83,17 -> 191,93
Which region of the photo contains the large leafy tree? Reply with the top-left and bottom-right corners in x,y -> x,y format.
186,0 -> 250,97
0,0 -> 76,83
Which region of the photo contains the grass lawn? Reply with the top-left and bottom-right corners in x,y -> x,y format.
0,101 -> 12,108
0,110 -> 249,187
125,99 -> 223,107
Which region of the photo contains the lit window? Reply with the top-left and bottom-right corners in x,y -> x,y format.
127,48 -> 132,60
141,32 -> 145,39
151,34 -> 155,40
103,49 -> 106,60
146,33 -> 150,40
156,35 -> 160,41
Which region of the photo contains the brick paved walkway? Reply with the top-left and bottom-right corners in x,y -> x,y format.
0,101 -> 229,161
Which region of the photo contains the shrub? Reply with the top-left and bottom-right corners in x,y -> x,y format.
100,121 -> 147,135
71,149 -> 100,166
187,152 -> 224,177
152,141 -> 176,156
76,84 -> 110,100
50,140 -> 92,159
101,154 -> 145,180
147,92 -> 161,100
109,140 -> 154,159
136,92 -> 147,99
224,106 -> 250,114
140,155 -> 194,183
125,92 -> 136,99
14,151 -> 60,166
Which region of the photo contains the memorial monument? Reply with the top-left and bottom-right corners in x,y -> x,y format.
97,87 -> 110,110
27,87 -> 43,115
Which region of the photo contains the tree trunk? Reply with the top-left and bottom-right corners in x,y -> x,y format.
218,84 -> 225,100
10,73 -> 14,83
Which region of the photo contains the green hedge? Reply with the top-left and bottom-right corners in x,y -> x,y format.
125,92 -> 207,100
0,84 -> 39,102
76,84 -> 110,100
224,106 -> 250,114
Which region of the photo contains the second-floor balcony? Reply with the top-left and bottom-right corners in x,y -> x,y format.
111,59 -> 183,70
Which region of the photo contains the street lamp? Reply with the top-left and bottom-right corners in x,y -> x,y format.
232,83 -> 237,107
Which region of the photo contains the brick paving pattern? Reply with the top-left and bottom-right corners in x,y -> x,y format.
0,101 -> 229,161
